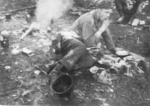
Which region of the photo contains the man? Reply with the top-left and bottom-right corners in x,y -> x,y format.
114,0 -> 142,24
48,31 -> 96,83
71,8 -> 116,54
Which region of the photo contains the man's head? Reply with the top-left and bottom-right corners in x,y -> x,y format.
94,9 -> 112,21
49,31 -> 61,54
50,30 -> 72,54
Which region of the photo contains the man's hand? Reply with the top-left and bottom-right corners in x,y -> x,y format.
94,19 -> 110,40
93,31 -> 102,40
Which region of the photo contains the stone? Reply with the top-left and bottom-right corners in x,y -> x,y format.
139,20 -> 145,25
97,71 -> 112,85
34,70 -> 41,75
89,66 -> 99,74
11,49 -> 21,55
1,30 -> 11,37
5,66 -> 11,70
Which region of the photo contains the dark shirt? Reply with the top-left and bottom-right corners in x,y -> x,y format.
53,31 -> 83,56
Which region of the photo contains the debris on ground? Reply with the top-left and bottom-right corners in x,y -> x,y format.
1,30 -> 11,37
20,22 -> 40,39
34,70 -> 41,75
5,66 -> 11,70
11,48 -> 21,55
0,0 -> 150,106
22,48 -> 34,56
89,49 -> 148,86
132,19 -> 140,26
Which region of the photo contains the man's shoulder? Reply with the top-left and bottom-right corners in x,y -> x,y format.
77,10 -> 94,22
60,31 -> 83,42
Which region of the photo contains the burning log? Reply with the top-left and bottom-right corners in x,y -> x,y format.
20,22 -> 40,39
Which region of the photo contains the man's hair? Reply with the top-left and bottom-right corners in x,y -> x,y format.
93,9 -> 112,20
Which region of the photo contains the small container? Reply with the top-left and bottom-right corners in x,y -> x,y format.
51,74 -> 73,98
1,37 -> 9,49
5,14 -> 11,21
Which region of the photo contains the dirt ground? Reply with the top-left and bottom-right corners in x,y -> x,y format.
0,0 -> 150,106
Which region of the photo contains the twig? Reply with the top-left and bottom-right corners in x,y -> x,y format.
116,77 -> 121,85
121,95 -> 135,106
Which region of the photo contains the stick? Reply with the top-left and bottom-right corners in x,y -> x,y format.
121,95 -> 135,106
20,27 -> 33,39
0,5 -> 36,15
20,22 -> 39,39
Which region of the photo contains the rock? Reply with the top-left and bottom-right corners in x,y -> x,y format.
11,30 -> 18,36
34,70 -> 41,75
103,103 -> 110,106
0,16 -> 5,21
1,30 -> 11,37
5,66 -> 11,70
139,20 -> 145,25
89,66 -> 99,74
47,27 -> 51,33
18,76 -> 23,79
97,71 -> 112,85
12,94 -> 17,97
11,49 -> 21,55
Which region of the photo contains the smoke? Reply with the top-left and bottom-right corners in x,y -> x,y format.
36,0 -> 74,29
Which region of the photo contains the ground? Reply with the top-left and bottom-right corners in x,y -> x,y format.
0,0 -> 150,106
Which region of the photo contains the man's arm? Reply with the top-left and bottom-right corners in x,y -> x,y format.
94,19 -> 110,39
101,28 -> 116,55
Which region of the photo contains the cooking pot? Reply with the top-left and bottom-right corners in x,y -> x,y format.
51,74 -> 73,98
116,50 -> 130,59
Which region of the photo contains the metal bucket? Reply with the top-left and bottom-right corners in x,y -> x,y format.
51,74 -> 73,98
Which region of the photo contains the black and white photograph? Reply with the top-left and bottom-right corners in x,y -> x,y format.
0,0 -> 150,106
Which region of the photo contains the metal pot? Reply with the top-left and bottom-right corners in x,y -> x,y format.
116,51 -> 130,59
51,74 -> 73,98
1,37 -> 9,49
